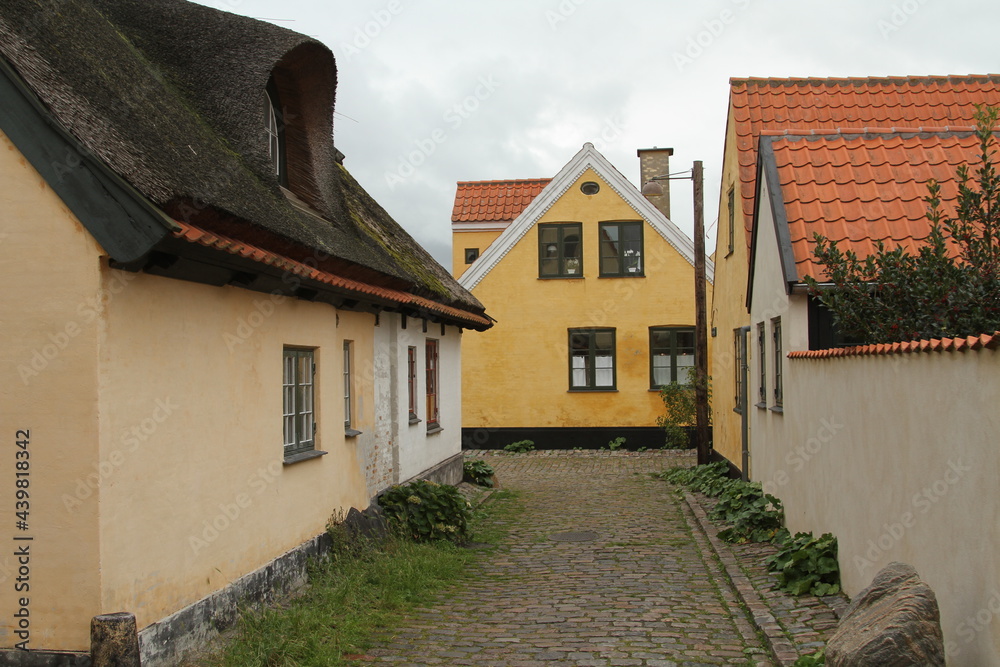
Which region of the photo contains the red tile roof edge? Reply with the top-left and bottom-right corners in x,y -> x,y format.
731,75 -> 1000,85
759,126 -> 980,138
172,221 -> 491,328
788,331 -> 1000,359
456,178 -> 552,185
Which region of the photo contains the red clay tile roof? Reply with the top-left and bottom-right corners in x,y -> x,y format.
788,331 -> 1000,359
765,127 -> 989,281
172,221 -> 493,329
451,179 -> 551,223
731,75 -> 1000,249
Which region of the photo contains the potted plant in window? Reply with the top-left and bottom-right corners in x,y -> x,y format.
565,258 -> 580,275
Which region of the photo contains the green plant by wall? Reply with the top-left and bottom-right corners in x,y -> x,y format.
712,480 -> 785,544
766,531 -> 841,596
503,439 -> 535,453
657,461 -> 731,497
379,480 -> 470,544
656,369 -> 711,449
607,436 -> 626,451
794,648 -> 826,666
463,459 -> 495,487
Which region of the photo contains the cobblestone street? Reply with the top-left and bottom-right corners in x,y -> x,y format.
359,452 -> 777,666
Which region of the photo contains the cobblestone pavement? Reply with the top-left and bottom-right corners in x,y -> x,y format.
359,452 -> 776,666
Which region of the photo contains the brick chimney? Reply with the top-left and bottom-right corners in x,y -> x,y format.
637,147 -> 673,220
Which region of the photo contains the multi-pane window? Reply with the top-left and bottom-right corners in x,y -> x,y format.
425,340 -> 439,428
569,329 -> 616,390
757,322 -> 766,406
727,186 -> 735,256
538,223 -> 582,278
283,348 -> 315,457
600,221 -> 643,277
343,341 -> 353,430
464,248 -> 479,264
263,79 -> 285,184
649,327 -> 695,387
407,346 -> 418,422
772,318 -> 783,407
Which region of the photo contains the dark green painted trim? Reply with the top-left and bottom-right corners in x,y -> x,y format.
598,220 -> 645,278
568,327 -> 617,391
538,222 -> 583,278
0,57 -> 172,263
648,325 -> 696,388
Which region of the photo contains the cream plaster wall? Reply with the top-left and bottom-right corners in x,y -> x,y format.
0,130 -> 105,650
462,168 -> 712,434
96,275 -> 371,632
710,107 -> 751,469
749,172 -> 1000,665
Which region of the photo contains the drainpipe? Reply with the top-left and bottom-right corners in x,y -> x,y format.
739,325 -> 751,481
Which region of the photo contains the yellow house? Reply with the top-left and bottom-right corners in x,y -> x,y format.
709,75 -> 1000,476
0,0 -> 490,663
453,144 -> 713,450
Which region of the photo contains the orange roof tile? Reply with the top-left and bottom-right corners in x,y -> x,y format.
788,331 -> 1000,359
172,221 -> 492,329
451,179 -> 551,223
731,75 -> 1000,249
763,127 -> 987,281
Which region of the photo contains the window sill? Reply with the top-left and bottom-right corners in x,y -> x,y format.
538,275 -> 584,280
426,424 -> 443,435
770,405 -> 784,414
409,415 -> 422,426
568,388 -> 618,393
345,429 -> 363,438
599,274 -> 645,279
283,449 -> 328,465
755,402 -> 767,410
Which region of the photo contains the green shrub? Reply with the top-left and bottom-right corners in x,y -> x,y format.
656,370 -> 711,449
657,461 -> 732,497
712,481 -> 785,544
766,531 -> 841,596
503,439 -> 535,453
607,436 -> 626,451
463,459 -> 495,487
379,480 -> 470,544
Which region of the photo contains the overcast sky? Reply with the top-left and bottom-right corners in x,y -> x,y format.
194,0 -> 999,271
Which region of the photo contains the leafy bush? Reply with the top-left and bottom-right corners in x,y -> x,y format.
714,481 -> 784,544
607,436 -> 626,451
656,370 -> 712,449
657,461 -> 732,497
766,532 -> 841,596
463,459 -> 495,487
503,439 -> 535,453
379,480 -> 470,544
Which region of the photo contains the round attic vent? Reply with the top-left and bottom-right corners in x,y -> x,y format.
580,181 -> 600,195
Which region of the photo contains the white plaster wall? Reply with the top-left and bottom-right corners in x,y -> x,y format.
749,174 -> 1000,665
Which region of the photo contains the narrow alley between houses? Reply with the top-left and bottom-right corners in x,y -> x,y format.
354,452 -> 781,667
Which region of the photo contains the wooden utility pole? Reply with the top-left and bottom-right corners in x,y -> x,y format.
692,160 -> 710,465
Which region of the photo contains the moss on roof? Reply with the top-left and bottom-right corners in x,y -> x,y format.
0,0 -> 483,313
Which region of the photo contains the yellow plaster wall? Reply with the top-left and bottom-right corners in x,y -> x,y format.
462,168 -> 712,432
451,229 -> 503,279
0,131 -> 104,650
96,276 -> 372,631
710,108 -> 751,470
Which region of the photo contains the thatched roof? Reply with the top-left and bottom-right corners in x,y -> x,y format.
0,0 -> 486,318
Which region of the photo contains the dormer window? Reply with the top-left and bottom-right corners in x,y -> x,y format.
263,78 -> 286,185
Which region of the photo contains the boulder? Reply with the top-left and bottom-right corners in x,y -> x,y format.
826,561 -> 945,667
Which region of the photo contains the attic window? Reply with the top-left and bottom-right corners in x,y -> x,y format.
581,181 -> 600,195
263,79 -> 286,185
